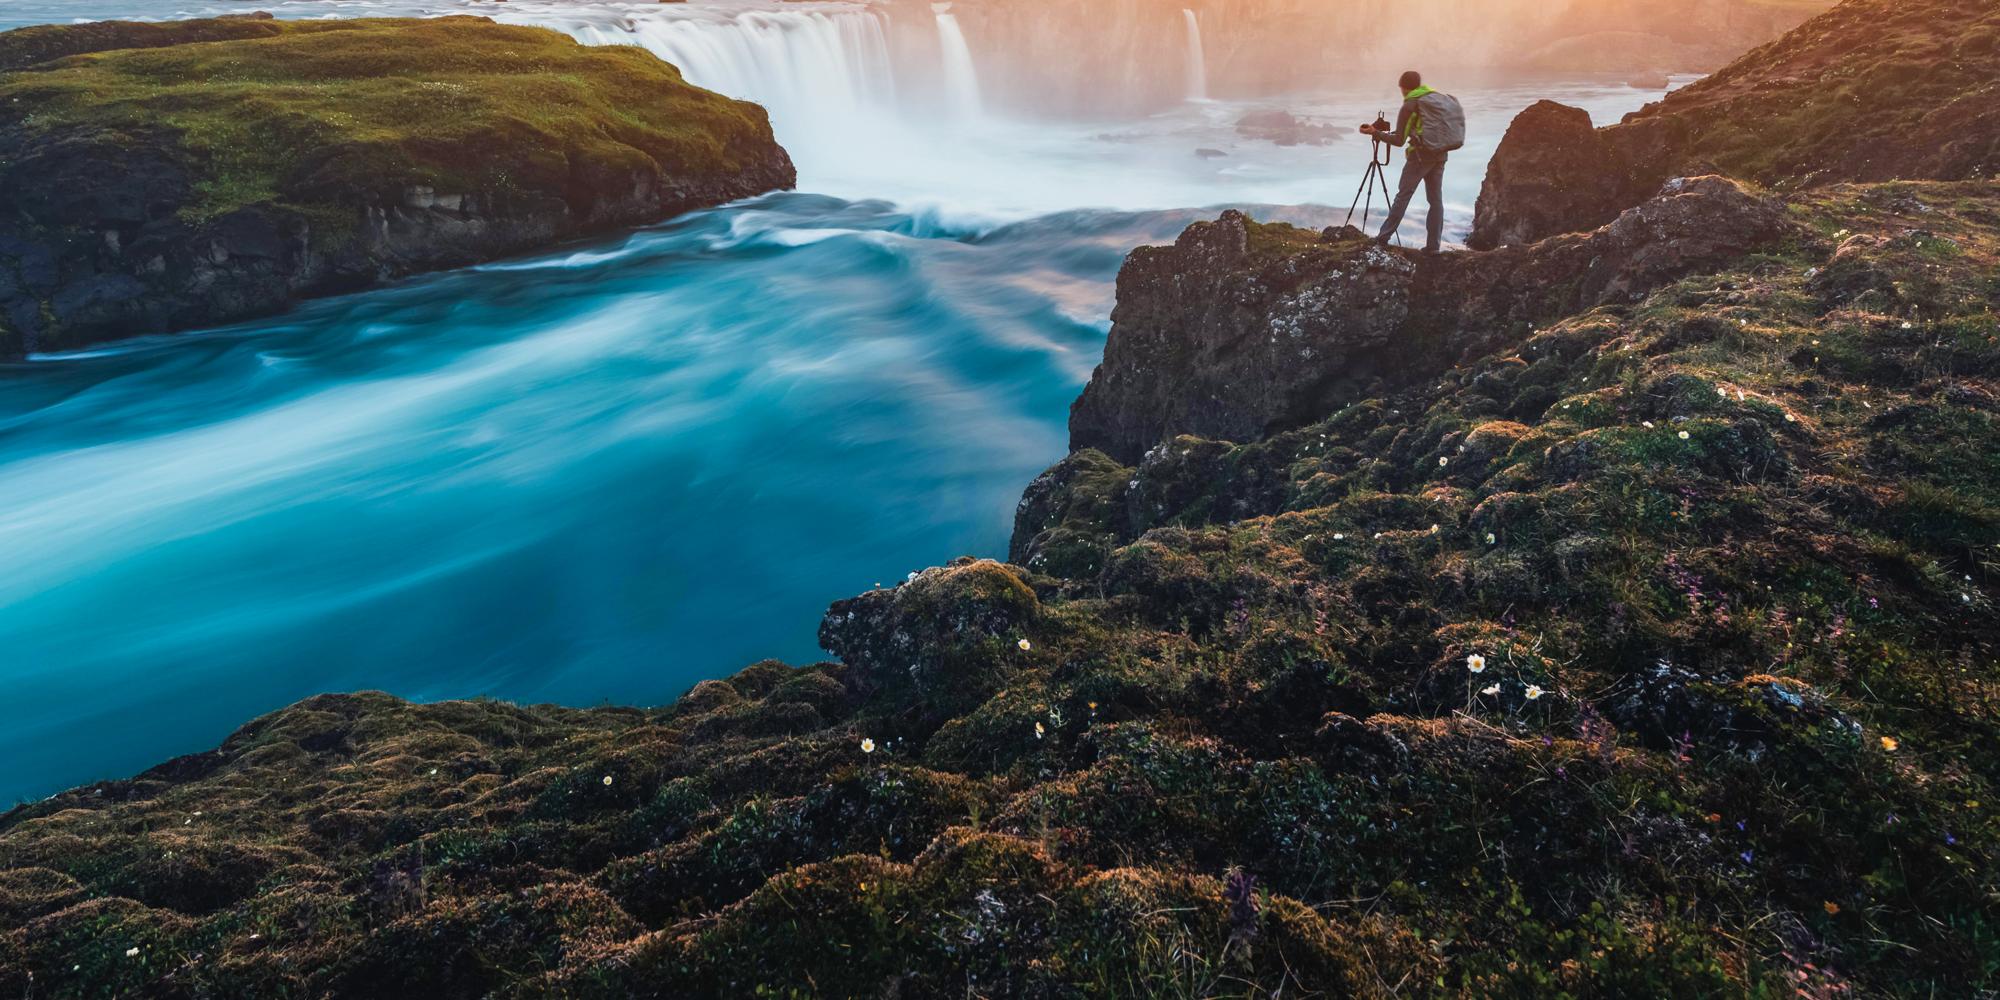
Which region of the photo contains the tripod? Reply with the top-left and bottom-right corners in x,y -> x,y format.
1344,129 -> 1398,244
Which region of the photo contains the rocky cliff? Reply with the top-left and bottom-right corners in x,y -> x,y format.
3,0 -> 1997,996
1071,176 -> 1795,463
1470,0 -> 2000,248
0,16 -> 796,357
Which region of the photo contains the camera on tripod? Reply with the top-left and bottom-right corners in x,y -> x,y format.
1344,111 -> 1397,238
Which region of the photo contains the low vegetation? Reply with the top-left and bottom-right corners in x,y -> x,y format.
3,178 -> 1994,997
0,16 -> 778,223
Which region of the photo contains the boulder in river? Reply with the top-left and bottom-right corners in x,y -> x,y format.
1234,109 -> 1342,147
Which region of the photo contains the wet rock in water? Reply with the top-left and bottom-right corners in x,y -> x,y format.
1627,70 -> 1673,91
1193,147 -> 1228,159
1234,109 -> 1341,146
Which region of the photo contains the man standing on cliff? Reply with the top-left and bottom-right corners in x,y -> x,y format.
1365,71 -> 1465,255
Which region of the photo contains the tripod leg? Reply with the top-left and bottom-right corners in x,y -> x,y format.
1343,162 -> 1378,229
1373,164 -> 1398,246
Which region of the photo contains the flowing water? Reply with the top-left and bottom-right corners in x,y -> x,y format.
0,0 -> 1675,801
1183,9 -> 1209,102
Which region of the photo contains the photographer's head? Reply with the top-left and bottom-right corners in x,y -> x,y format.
1399,70 -> 1422,96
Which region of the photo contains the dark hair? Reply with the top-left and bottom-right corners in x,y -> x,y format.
1399,70 -> 1422,92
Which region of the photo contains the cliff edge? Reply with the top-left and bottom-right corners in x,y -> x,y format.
0,15 -> 796,357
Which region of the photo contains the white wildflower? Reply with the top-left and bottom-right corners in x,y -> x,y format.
860,737 -> 876,754
1524,685 -> 1545,701
1466,654 -> 1487,674
1017,638 -> 1032,651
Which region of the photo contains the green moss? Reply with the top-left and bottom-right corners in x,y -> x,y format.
0,17 -> 777,226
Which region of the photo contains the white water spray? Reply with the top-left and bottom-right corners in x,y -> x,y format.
1183,9 -> 1208,101
569,9 -> 896,146
932,5 -> 984,123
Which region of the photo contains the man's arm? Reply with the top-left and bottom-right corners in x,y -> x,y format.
1382,97 -> 1419,147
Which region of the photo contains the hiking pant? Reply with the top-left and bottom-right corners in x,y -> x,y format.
1377,148 -> 1447,252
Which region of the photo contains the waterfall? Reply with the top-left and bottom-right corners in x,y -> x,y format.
563,8 -> 897,149
1182,9 -> 1208,101
932,6 -> 984,122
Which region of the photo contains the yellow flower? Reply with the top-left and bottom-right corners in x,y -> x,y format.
1823,901 -> 1840,916
1879,735 -> 1899,752
860,737 -> 876,754
602,775 -> 614,787
1465,654 -> 1486,674
1524,685 -> 1545,701
1034,722 -> 1046,739
1017,638 -> 1032,651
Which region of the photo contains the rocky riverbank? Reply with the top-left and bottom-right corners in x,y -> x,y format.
3,0 -> 1997,995
0,15 -> 796,357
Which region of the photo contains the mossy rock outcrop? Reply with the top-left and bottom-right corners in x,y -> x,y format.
1470,0 -> 2000,248
3,0 -> 2000,996
0,15 -> 796,356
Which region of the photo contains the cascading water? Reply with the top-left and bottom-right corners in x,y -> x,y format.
564,8 -> 896,149
932,5 -> 984,123
1183,9 -> 1209,101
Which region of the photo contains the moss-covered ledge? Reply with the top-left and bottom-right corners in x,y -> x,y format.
0,14 -> 797,356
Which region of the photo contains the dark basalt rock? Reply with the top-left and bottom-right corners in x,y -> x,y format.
1071,176 -> 1797,464
1068,212 -> 1414,465
1466,100 -> 1681,250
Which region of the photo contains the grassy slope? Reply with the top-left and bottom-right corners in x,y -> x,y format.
2,180 -> 1994,999
0,16 -> 778,224
1617,0 -> 2000,185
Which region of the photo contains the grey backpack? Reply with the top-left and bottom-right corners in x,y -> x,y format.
1413,91 -> 1466,153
